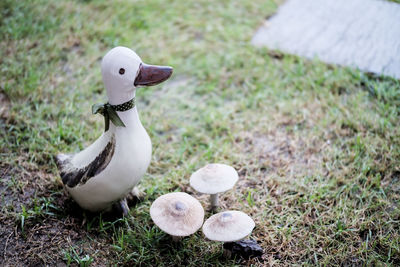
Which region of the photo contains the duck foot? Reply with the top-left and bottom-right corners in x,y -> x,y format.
126,186 -> 146,206
132,186 -> 146,199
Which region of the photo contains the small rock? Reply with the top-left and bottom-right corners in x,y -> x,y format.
223,239 -> 263,259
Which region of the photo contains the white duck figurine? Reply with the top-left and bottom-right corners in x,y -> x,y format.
56,46 -> 173,214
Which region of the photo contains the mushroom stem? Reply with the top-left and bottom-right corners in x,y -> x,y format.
171,235 -> 181,242
210,193 -> 218,208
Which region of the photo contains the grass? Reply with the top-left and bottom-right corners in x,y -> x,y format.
0,0 -> 399,266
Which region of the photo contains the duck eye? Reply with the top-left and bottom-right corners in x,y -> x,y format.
119,68 -> 125,75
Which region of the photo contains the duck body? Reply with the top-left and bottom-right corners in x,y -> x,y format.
62,107 -> 151,211
56,46 -> 172,212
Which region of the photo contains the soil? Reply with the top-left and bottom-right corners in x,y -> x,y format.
0,161 -> 116,266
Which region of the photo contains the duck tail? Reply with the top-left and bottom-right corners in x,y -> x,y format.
55,153 -> 70,170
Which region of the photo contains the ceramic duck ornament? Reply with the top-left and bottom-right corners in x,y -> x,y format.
56,46 -> 173,214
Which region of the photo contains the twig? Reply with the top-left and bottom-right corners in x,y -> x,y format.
3,232 -> 13,262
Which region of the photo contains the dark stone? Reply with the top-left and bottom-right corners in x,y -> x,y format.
223,239 -> 263,259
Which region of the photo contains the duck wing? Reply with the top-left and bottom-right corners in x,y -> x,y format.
55,134 -> 116,188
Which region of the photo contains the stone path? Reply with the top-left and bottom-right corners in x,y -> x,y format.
252,0 -> 400,79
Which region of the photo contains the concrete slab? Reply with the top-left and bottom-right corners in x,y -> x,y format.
252,0 -> 400,79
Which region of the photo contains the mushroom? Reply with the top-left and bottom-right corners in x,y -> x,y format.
190,163 -> 238,210
202,210 -> 255,258
150,192 -> 204,242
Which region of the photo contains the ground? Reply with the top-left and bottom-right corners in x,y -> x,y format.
0,0 -> 399,266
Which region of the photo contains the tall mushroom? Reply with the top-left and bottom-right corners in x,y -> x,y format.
190,163 -> 238,210
150,192 -> 204,242
202,210 -> 255,258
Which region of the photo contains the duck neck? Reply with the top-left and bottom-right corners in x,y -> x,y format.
107,91 -> 142,130
116,106 -> 141,129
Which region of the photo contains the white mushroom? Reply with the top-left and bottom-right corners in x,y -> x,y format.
150,192 -> 204,241
202,210 -> 255,257
190,163 -> 238,209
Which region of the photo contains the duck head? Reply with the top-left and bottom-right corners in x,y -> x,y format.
101,46 -> 173,105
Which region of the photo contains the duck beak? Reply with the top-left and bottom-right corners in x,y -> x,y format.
134,63 -> 173,87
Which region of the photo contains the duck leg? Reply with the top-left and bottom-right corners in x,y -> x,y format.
119,198 -> 130,216
114,187 -> 144,216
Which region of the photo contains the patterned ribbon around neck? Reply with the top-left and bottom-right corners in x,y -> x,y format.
92,98 -> 136,132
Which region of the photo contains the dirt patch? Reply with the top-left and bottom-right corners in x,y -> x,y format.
241,128 -> 325,178
0,162 -> 118,266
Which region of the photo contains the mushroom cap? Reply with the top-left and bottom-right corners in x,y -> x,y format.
202,210 -> 255,242
190,163 -> 238,194
150,192 -> 204,237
